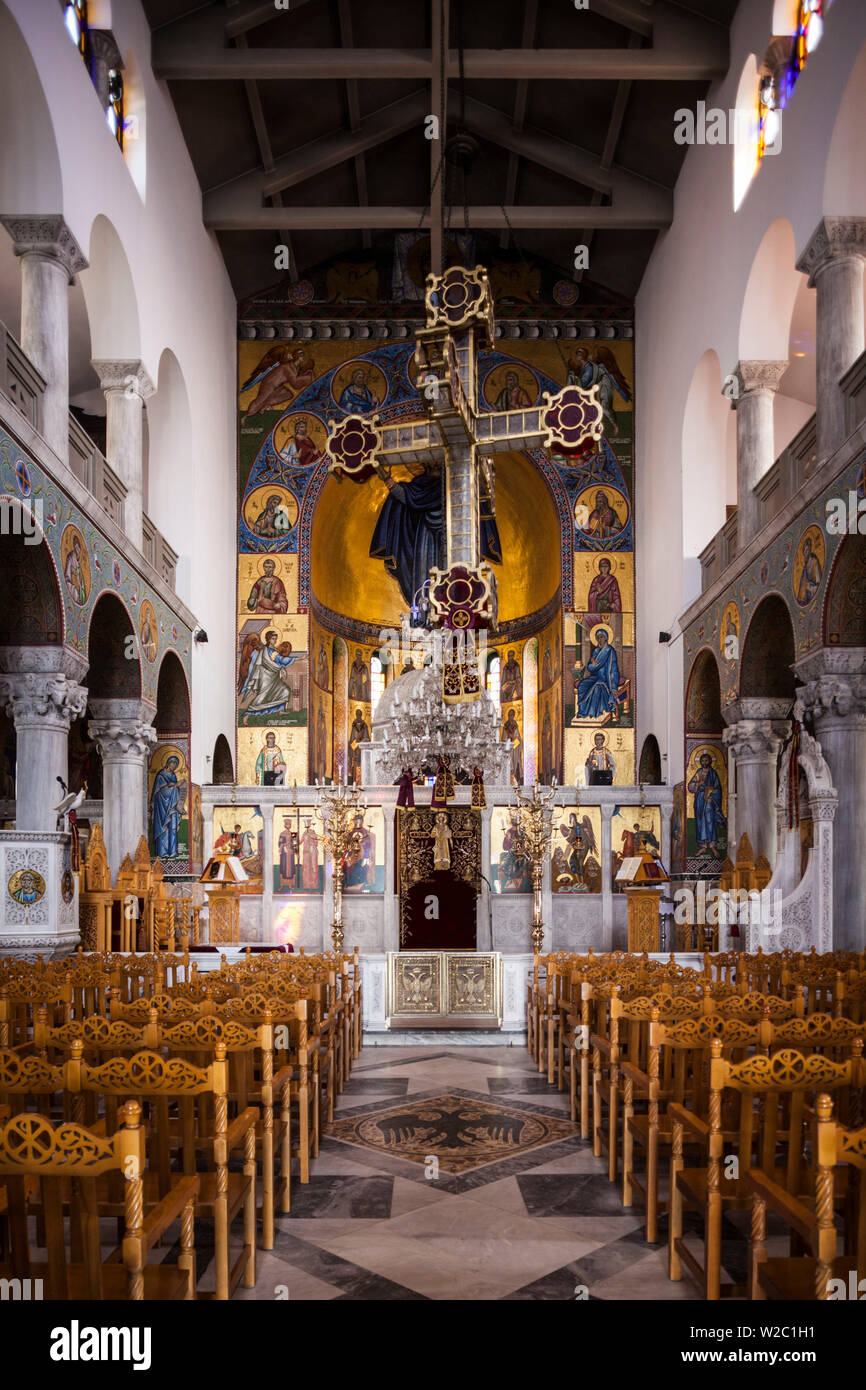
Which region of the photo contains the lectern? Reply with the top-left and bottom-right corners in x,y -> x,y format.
199,851 -> 248,946
617,851 -> 669,953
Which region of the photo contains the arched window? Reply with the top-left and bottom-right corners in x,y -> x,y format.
370,654 -> 385,717
757,73 -> 782,161
486,653 -> 501,706
793,0 -> 827,83
106,67 -> 124,148
64,1 -> 88,56
62,2 -> 126,151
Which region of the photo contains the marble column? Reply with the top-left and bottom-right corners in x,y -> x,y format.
722,699 -> 791,868
0,216 -> 88,464
797,218 -> 866,462
0,647 -> 88,832
601,803 -> 614,950
477,805 -> 492,951
381,803 -> 400,952
91,360 -> 155,552
728,360 -> 788,550
796,651 -> 866,950
259,802 -> 274,946
88,699 -> 157,877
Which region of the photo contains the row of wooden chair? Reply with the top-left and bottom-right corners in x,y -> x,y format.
0,944 -> 366,1300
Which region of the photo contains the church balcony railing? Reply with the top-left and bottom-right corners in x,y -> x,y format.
142,513 -> 178,592
0,317 -> 46,433
842,350 -> 866,437
68,413 -> 128,533
0,335 -> 191,626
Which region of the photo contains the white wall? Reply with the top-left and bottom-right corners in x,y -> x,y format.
636,0 -> 866,784
0,0 -> 237,782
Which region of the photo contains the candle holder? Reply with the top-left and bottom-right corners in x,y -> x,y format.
514,777 -> 557,954
314,774 -> 367,951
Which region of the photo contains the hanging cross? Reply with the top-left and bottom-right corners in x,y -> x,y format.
327,266 -> 603,690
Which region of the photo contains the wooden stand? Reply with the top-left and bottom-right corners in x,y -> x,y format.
205,884 -> 241,945
618,850 -> 669,953
624,886 -> 664,952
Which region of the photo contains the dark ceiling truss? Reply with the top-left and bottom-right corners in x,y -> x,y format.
149,0 -> 731,297
153,0 -> 727,82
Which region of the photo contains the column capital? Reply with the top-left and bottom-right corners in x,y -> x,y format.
796,217 -> 866,287
728,360 -> 789,398
91,359 -> 156,401
797,673 -> 866,726
0,671 -> 87,728
722,718 -> 786,760
0,215 -> 88,281
88,698 -> 157,760
88,717 -> 157,762
723,696 -> 793,725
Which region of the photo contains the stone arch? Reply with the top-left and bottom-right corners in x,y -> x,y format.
86,591 -> 140,699
823,533 -> 866,647
733,54 -> 760,212
0,4 -> 63,215
212,733 -> 234,784
740,594 -> 796,700
0,502 -> 63,645
682,349 -> 737,564
686,648 -> 723,737
824,39 -> 866,219
147,348 -> 192,552
738,218 -> 802,363
638,733 -> 663,785
80,213 -> 140,362
155,650 -> 190,734
739,217 -> 816,459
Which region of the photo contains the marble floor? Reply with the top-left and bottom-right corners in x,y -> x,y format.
228,1043 -> 730,1301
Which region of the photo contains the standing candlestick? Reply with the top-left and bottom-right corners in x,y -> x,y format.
514,778 -> 557,954
314,778 -> 366,951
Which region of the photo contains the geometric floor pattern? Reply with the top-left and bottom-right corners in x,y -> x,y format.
227,1044 -> 715,1300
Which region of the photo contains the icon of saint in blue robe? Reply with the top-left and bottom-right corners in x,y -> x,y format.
688,758 -> 724,851
576,632 -> 620,719
151,758 -> 182,858
339,373 -> 379,413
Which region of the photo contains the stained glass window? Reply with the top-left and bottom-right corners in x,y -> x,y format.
106,67 -> 125,148
64,1 -> 87,56
757,74 -> 781,161
785,0 -> 830,101
486,654 -> 501,707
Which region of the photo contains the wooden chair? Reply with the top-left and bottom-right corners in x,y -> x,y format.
621,1012 -> 763,1243
0,1100 -> 198,1300
154,1010 -> 292,1245
747,1092 -> 866,1300
669,1041 -> 865,1299
217,994 -> 318,1184
68,1041 -> 258,1300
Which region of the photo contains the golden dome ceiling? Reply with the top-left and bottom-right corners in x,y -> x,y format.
310,450 -> 560,629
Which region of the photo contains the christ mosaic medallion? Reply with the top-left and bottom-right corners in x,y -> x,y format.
329,1093 -> 575,1174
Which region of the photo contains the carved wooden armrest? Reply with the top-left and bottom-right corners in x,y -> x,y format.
138,1175 -> 200,1256
225,1105 -> 259,1150
621,1060 -> 653,1093
668,1102 -> 709,1142
590,1032 -> 613,1058
745,1168 -> 816,1244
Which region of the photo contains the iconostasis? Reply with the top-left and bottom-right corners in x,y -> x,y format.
236,274 -> 635,817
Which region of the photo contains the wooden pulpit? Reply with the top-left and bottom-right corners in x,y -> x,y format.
618,851 -> 669,953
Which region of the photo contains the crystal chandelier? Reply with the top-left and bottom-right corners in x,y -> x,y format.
373,630 -> 509,785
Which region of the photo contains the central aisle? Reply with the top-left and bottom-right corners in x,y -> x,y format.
234,1046 -> 705,1301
